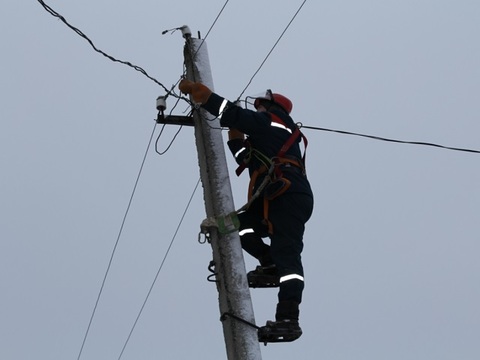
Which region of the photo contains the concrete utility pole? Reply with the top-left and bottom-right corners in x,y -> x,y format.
181,28 -> 262,360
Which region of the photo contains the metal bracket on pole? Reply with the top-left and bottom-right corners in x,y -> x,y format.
157,115 -> 194,126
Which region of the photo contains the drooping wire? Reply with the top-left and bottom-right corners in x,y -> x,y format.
155,124 -> 184,155
155,93 -> 186,155
236,0 -> 307,101
76,123 -> 157,360
36,0 -> 177,95
300,124 -> 480,154
116,177 -> 202,360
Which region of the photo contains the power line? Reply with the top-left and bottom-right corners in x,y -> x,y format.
203,0 -> 230,40
195,0 -> 230,56
36,0 -> 177,95
237,0 -> 307,100
117,177 -> 201,360
193,0 -> 478,157
76,123 -> 157,360
301,124 -> 480,154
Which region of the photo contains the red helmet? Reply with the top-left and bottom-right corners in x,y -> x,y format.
254,90 -> 293,114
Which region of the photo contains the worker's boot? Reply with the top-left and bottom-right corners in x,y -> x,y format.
247,264 -> 280,288
258,301 -> 302,344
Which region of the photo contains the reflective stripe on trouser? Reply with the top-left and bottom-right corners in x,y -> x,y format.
280,274 -> 304,283
237,218 -> 270,262
237,192 -> 313,303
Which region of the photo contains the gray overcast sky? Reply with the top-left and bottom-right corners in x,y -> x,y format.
1,1 -> 479,359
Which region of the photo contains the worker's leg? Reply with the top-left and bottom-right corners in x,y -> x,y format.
269,193 -> 313,312
237,198 -> 271,265
257,192 -> 313,343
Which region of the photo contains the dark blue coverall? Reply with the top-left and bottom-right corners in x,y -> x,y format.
201,92 -> 314,320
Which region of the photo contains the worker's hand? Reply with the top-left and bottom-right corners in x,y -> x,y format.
178,79 -> 194,94
228,128 -> 244,141
179,79 -> 212,104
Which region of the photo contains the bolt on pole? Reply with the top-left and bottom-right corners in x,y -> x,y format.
182,29 -> 262,360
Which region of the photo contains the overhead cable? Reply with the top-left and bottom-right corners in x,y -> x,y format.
36,0 -> 176,95
237,0 -> 307,100
301,124 -> 480,154
194,0 -> 230,56
76,123 -> 157,360
116,178 -> 202,360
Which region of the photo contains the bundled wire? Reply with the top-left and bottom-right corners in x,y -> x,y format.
36,0 -> 178,95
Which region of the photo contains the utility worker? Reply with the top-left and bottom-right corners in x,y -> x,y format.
179,79 -> 313,343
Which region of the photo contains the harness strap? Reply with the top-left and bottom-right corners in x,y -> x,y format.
271,114 -> 308,163
263,196 -> 273,234
247,165 -> 268,200
235,114 -> 307,177
236,113 -> 309,235
274,157 -> 305,175
235,162 -> 247,177
269,113 -> 307,180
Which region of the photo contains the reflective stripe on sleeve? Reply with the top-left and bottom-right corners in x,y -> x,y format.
280,274 -> 304,283
217,99 -> 229,119
234,147 -> 247,159
239,228 -> 255,236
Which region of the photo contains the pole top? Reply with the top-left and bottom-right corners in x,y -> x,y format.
181,25 -> 192,39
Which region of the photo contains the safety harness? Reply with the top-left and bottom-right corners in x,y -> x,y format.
236,113 -> 308,234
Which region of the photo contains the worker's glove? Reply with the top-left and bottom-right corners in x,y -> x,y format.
179,79 -> 212,104
228,128 -> 245,141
